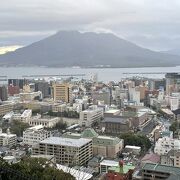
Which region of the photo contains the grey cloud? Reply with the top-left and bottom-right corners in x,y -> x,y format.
1,0 -> 180,50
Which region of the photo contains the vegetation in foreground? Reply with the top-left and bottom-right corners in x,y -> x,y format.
0,157 -> 75,180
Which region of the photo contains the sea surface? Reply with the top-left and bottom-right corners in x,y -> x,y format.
0,66 -> 180,82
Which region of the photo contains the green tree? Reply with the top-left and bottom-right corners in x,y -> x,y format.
169,121 -> 179,137
120,132 -> 151,152
0,157 -> 75,180
10,120 -> 30,137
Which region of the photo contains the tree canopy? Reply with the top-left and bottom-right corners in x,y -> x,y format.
120,132 -> 151,152
0,157 -> 75,180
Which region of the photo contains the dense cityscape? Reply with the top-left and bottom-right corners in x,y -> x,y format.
0,72 -> 179,179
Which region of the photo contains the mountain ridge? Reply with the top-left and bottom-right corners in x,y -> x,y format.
0,31 -> 179,68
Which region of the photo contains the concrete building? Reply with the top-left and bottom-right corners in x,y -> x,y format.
129,88 -> 140,105
23,125 -> 52,146
19,91 -> 42,101
165,73 -> 180,95
33,137 -> 93,166
52,83 -> 72,103
20,109 -> 32,122
8,85 -> 20,96
0,86 -> 8,101
0,129 -> 17,147
63,128 -> 124,159
28,116 -> 59,128
124,145 -> 141,155
35,81 -> 50,98
0,103 -> 14,116
154,136 -> 180,155
142,163 -> 180,179
148,79 -> 166,91
165,95 -> 179,111
8,79 -> 28,89
161,149 -> 180,168
100,160 -> 119,173
80,105 -> 103,127
106,161 -> 135,180
101,117 -> 132,134
92,89 -> 110,105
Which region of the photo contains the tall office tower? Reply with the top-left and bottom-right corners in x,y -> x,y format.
52,83 -> 72,103
8,79 -> 28,89
0,86 -> 8,101
165,73 -> 180,95
35,81 -> 50,98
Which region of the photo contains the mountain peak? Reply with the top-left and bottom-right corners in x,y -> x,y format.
0,31 -> 179,67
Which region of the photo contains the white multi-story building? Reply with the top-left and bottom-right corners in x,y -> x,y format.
33,137 -> 93,166
80,105 -> 103,127
154,136 -> 180,155
0,128 -> 17,147
20,109 -> 32,122
23,125 -> 52,146
129,88 -> 140,105
165,95 -> 179,111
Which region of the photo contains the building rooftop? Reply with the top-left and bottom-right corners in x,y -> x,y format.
81,128 -> 98,138
102,117 -> 129,124
100,160 -> 119,167
0,133 -> 16,138
108,163 -> 135,174
142,163 -> 180,175
40,137 -> 92,147
141,153 -> 160,163
26,125 -> 44,131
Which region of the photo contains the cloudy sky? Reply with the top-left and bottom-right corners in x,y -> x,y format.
1,0 -> 180,51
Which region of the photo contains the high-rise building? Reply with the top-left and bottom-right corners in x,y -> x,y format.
52,83 -> 72,103
0,86 -> 8,101
165,73 -> 180,95
8,85 -> 20,96
8,79 -> 28,89
35,81 -> 50,98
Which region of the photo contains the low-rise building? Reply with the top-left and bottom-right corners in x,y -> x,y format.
142,163 -> 180,179
23,125 -> 52,146
161,149 -> 180,168
0,129 -> 17,147
63,128 -> 124,159
124,145 -> 141,155
101,117 -> 132,134
0,103 -> 14,116
28,116 -> 59,128
154,136 -> 180,155
33,137 -> 93,166
106,161 -> 135,180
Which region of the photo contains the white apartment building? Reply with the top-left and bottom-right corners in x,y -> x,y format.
23,125 -> 52,146
28,116 -> 59,128
80,105 -> 103,127
154,136 -> 180,155
165,95 -> 179,111
33,137 -> 93,166
129,88 -> 140,105
0,128 -> 17,147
